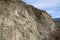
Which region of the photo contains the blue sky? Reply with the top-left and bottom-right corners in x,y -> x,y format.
22,0 -> 60,18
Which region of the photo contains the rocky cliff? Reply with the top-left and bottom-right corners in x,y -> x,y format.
0,0 -> 56,40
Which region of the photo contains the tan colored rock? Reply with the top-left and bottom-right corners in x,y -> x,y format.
0,0 -> 56,40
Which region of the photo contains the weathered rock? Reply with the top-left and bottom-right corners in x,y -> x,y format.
53,29 -> 60,40
0,0 -> 56,40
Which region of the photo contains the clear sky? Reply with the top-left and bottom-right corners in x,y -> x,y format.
22,0 -> 60,18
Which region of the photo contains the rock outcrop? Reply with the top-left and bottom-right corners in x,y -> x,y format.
0,0 -> 56,40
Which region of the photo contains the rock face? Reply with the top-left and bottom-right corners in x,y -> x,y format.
0,0 -> 56,40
